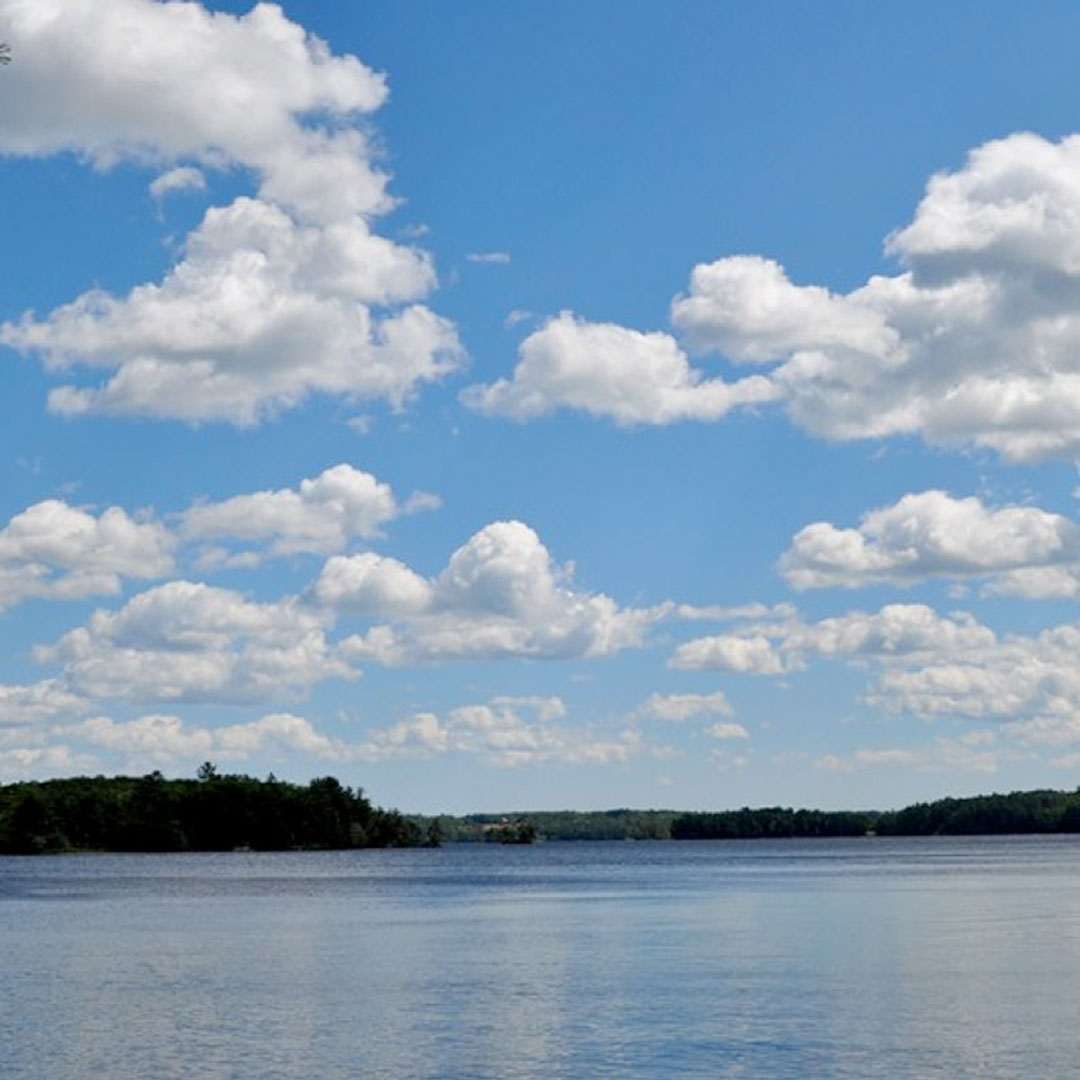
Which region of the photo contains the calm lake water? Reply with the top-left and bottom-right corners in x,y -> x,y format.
3,835 -> 1080,1078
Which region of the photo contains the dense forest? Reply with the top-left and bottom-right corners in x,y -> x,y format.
5,772 -> 1080,853
670,788 -> 1080,840
874,788 -> 1080,836
669,807 -> 873,840
0,767 -> 425,854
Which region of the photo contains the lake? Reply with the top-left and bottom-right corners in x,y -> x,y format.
3,835 -> 1080,1078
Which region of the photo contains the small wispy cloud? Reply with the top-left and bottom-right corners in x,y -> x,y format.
466,251 -> 511,264
149,166 -> 206,200
504,308 -> 534,329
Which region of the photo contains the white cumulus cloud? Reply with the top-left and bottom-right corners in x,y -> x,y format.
66,711 -> 361,769
672,133 -> 1080,462
466,131 -> 1080,462
360,696 -> 649,767
670,633 -> 790,675
780,490 -> 1080,593
5,199 -> 460,424
182,463 -> 439,559
0,0 -> 463,424
638,690 -> 734,722
0,498 -> 174,610
0,0 -> 389,219
673,600 -> 1080,751
462,311 -> 778,425
0,744 -> 92,781
37,580 -> 354,705
311,552 -> 434,615
327,520 -> 669,663
0,680 -> 85,725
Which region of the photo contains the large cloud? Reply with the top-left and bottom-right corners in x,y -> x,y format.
462,311 -> 777,425
0,465 -> 433,611
4,698 -> 661,775
319,520 -> 670,663
0,710 -> 380,777
681,134 -> 1080,462
0,745 -> 92,781
780,490 -> 1080,594
26,518 -> 668,707
468,131 -> 1080,463
868,623 -> 1080,735
0,679 -> 85,725
3,198 -> 461,425
65,711 -> 360,768
311,552 -> 433,616
0,0 -> 462,422
182,462 -> 438,561
0,498 -> 174,609
37,580 -> 354,704
672,601 -> 1080,748
672,603 -> 996,676
0,0 -> 388,219
361,696 -> 649,767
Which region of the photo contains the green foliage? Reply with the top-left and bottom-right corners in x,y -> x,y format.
421,809 -> 679,843
7,779 -> 1080,854
874,788 -> 1080,836
671,806 -> 873,840
672,788 -> 1080,840
495,819 -> 536,844
0,772 -> 423,854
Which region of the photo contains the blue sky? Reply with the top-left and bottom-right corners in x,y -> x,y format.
4,1 -> 1080,813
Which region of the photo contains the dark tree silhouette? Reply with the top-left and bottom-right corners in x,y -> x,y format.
0,772 -> 424,853
0,44 -> 10,65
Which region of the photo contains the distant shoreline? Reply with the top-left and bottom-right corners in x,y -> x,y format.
4,772 -> 1080,853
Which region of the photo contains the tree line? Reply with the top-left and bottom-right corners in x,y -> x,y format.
431,790 -> 1080,843
0,767 -> 425,854
670,788 -> 1080,840
430,808 -> 677,843
670,806 -> 872,840
6,774 -> 1080,853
